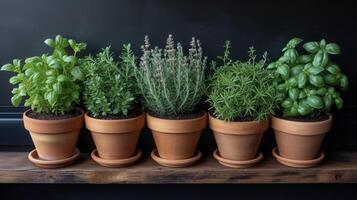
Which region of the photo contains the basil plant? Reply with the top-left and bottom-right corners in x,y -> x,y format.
268,38 -> 348,117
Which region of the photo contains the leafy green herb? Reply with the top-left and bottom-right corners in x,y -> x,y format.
207,41 -> 277,121
1,35 -> 87,115
135,35 -> 207,116
82,45 -> 137,117
268,38 -> 348,117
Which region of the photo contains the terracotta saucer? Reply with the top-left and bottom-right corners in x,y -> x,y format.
272,147 -> 325,168
213,149 -> 263,168
91,149 -> 142,168
151,149 -> 202,168
28,148 -> 80,169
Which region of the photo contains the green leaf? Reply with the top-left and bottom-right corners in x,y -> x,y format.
44,39 -> 55,47
63,55 -> 76,63
298,102 -> 313,115
1,64 -> 15,72
340,74 -> 349,90
303,41 -> 319,53
277,64 -> 290,79
57,75 -> 67,82
308,66 -> 324,75
324,74 -> 339,85
323,95 -> 333,110
298,73 -> 307,88
11,95 -> 22,107
326,43 -> 341,55
297,54 -> 313,64
313,51 -> 329,67
309,75 -> 325,87
285,38 -> 303,49
49,59 -> 61,69
335,97 -> 343,109
70,66 -> 83,80
289,88 -> 299,100
291,65 -> 304,76
307,96 -> 324,109
326,64 -> 341,74
282,98 -> 293,108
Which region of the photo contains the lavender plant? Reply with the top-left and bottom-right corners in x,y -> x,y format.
136,35 -> 207,117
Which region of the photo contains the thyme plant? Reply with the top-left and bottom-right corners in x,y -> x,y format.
207,41 -> 277,121
268,38 -> 348,117
1,35 -> 87,115
136,35 -> 207,116
82,45 -> 137,117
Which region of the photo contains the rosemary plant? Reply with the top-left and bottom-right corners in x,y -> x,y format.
82,44 -> 137,117
207,41 -> 277,121
136,35 -> 207,117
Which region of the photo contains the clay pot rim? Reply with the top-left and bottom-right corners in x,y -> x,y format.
272,147 -> 325,165
272,113 -> 332,126
151,149 -> 202,167
28,148 -> 80,165
91,149 -> 142,167
146,110 -> 207,122
23,107 -> 84,124
85,109 -> 145,122
213,149 -> 263,165
209,113 -> 269,135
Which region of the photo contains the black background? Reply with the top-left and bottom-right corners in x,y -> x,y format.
0,0 -> 357,199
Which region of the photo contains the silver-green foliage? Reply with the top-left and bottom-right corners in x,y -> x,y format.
268,38 -> 348,117
1,35 -> 87,115
136,35 -> 207,115
207,41 -> 277,121
82,44 -> 137,117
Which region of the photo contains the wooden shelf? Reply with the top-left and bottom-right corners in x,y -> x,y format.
0,151 -> 356,184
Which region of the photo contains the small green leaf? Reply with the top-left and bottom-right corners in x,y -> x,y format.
289,88 -> 299,100
298,73 -> 307,88
326,64 -> 341,74
70,67 -> 83,80
291,65 -> 304,76
44,39 -> 55,47
323,95 -> 333,110
324,74 -> 339,85
1,64 -> 15,72
63,55 -> 76,63
303,41 -> 319,53
326,43 -> 341,55
340,74 -> 349,90
277,64 -> 290,79
297,54 -> 313,64
307,96 -> 324,109
308,66 -> 324,75
313,51 -> 329,67
298,102 -> 313,115
335,97 -> 343,109
11,95 -> 22,107
309,75 -> 325,87
282,98 -> 293,108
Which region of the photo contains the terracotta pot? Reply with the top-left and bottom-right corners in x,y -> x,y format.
271,114 -> 332,160
147,112 -> 207,160
23,108 -> 84,161
85,111 -> 145,160
209,114 -> 269,161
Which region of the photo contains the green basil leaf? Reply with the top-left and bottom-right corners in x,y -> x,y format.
291,65 -> 304,76
323,95 -> 333,110
1,64 -> 15,72
282,99 -> 293,108
324,74 -> 339,85
44,39 -> 55,47
277,64 -> 290,79
308,66 -> 324,75
70,66 -> 83,80
335,97 -> 343,109
317,88 -> 327,95
298,73 -> 307,88
289,88 -> 299,100
340,74 -> 349,91
57,75 -> 67,82
326,64 -> 341,74
11,94 -> 22,107
307,96 -> 324,109
326,43 -> 341,55
313,51 -> 329,67
297,54 -> 313,64
303,41 -> 319,53
63,55 -> 76,63
309,75 -> 325,87
298,102 -> 313,116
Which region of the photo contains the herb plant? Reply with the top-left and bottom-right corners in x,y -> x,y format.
136,35 -> 207,116
82,44 -> 137,118
1,35 -> 87,115
268,38 -> 348,117
207,41 -> 277,121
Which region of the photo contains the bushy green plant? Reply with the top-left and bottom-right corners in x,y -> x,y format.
207,41 -> 277,121
136,35 -> 207,116
1,35 -> 87,115
268,38 -> 348,117
82,44 -> 137,117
